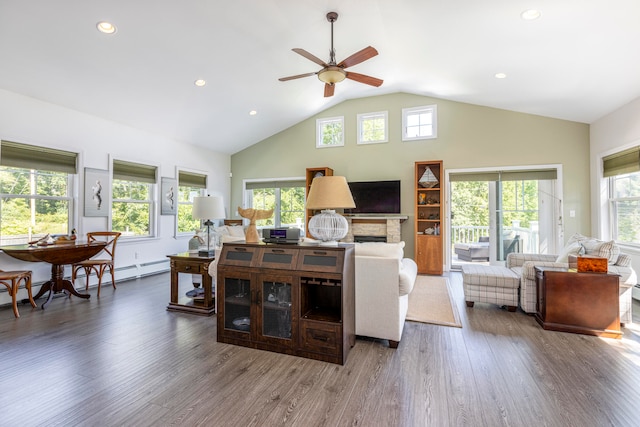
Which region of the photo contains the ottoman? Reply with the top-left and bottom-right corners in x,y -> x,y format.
461,264 -> 520,311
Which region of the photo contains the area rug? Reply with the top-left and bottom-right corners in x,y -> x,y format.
406,275 -> 462,328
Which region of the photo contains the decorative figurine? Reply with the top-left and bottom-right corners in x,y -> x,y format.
237,207 -> 274,243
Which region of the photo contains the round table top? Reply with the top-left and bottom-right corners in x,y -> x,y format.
0,241 -> 108,264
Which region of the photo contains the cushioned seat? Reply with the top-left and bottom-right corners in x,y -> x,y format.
462,264 -> 520,311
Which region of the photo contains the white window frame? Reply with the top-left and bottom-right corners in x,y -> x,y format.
357,111 -> 388,144
608,172 -> 640,247
402,105 -> 437,141
316,116 -> 345,148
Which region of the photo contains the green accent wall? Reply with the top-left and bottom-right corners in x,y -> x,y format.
231,92 -> 589,258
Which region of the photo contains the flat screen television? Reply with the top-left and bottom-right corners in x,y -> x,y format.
344,180 -> 401,214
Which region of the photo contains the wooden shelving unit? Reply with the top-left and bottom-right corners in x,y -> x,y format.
305,167 -> 333,238
415,161 -> 444,275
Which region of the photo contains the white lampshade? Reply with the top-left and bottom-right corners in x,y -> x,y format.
192,195 -> 226,220
306,176 -> 355,244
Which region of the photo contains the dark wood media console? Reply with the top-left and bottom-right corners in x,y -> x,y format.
216,242 -> 355,365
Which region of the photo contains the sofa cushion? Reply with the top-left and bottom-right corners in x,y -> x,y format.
567,233 -> 620,264
555,241 -> 582,263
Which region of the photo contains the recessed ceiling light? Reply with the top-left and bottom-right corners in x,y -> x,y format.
194,79 -> 206,87
495,73 -> 507,79
96,21 -> 117,34
521,9 -> 541,20
249,110 -> 257,116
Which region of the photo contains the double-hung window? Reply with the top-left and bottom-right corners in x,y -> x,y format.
0,140 -> 77,245
112,159 -> 157,238
245,180 -> 306,231
177,170 -> 207,234
604,147 -> 640,245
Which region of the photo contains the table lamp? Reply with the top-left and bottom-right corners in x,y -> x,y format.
192,195 -> 226,256
305,176 -> 355,245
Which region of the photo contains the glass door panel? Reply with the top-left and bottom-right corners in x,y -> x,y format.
260,279 -> 293,341
222,276 -> 251,333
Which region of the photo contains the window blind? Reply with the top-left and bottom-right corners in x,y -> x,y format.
0,140 -> 77,174
603,146 -> 640,177
113,160 -> 157,183
178,171 -> 207,188
246,180 -> 306,190
450,168 -> 557,182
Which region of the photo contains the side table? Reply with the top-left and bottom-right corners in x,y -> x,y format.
167,252 -> 215,316
535,266 -> 621,339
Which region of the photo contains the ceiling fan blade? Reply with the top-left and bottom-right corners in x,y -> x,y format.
278,72 -> 317,82
292,48 -> 329,67
337,46 -> 378,69
324,83 -> 335,97
345,71 -> 383,87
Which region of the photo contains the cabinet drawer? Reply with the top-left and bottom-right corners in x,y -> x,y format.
257,247 -> 299,270
297,249 -> 344,273
219,245 -> 260,267
171,259 -> 208,274
300,320 -> 340,354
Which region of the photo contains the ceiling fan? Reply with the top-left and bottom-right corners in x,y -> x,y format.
278,11 -> 383,97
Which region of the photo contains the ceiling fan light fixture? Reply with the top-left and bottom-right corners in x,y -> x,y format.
318,67 -> 346,84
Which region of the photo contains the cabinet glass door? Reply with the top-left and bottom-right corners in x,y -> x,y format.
223,277 -> 251,334
259,278 -> 293,341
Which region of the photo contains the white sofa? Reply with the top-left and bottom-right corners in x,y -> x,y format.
507,233 -> 637,324
354,241 -> 418,348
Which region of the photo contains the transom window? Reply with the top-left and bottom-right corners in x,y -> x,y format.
111,159 -> 157,238
402,105 -> 437,141
316,116 -> 344,148
357,111 -> 388,144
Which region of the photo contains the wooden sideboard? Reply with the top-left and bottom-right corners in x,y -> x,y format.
217,242 -> 355,365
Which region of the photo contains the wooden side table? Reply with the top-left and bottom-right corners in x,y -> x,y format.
535,267 -> 621,339
167,252 -> 215,316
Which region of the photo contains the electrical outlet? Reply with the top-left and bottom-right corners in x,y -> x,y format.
134,252 -> 139,259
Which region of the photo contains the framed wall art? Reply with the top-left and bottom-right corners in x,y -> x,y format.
161,177 -> 177,215
84,168 -> 110,217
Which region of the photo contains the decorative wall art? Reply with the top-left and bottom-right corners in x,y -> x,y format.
84,168 -> 110,217
161,177 -> 177,215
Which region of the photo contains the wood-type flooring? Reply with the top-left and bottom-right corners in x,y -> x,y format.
1,272 -> 640,426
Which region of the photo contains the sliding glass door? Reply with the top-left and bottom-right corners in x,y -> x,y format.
448,166 -> 562,270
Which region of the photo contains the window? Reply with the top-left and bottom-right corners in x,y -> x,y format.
604,146 -> 640,245
0,140 -> 76,245
112,159 -> 157,238
609,172 -> 640,244
245,180 -> 306,232
316,116 -> 344,148
402,105 -> 437,141
357,111 -> 388,144
177,170 -> 206,234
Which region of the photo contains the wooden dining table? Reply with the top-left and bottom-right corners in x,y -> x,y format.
0,240 -> 108,309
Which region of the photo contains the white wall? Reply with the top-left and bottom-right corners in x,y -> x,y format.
0,88 -> 230,305
590,95 -> 640,281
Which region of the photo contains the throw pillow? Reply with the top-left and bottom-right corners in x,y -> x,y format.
555,241 -> 582,263
581,239 -> 620,264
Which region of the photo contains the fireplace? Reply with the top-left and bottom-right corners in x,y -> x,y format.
343,215 -> 408,243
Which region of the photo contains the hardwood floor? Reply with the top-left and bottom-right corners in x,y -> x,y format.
2,272 -> 640,426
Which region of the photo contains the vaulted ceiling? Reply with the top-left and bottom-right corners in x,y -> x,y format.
1,1 -> 639,154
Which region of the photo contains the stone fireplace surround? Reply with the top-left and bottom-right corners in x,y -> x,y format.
343,215 -> 408,243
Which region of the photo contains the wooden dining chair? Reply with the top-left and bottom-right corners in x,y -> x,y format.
0,269 -> 37,318
71,231 -> 122,297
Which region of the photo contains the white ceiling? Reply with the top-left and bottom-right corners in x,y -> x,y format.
1,1 -> 640,155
